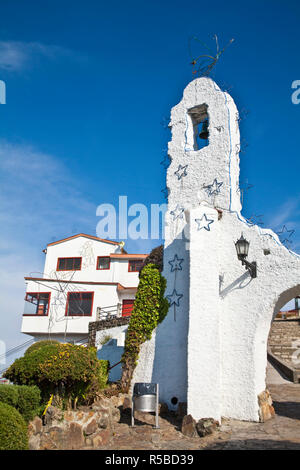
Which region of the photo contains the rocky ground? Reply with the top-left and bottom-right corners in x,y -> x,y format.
101,382 -> 300,450
102,362 -> 300,451
30,362 -> 300,450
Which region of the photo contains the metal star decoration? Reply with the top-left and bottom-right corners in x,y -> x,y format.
276,225 -> 295,246
168,254 -> 184,272
161,187 -> 170,199
195,214 -> 214,231
166,289 -> 183,307
203,178 -> 223,197
237,179 -> 254,193
160,154 -> 171,169
237,179 -> 254,205
247,214 -> 264,227
174,164 -> 188,180
170,205 -> 185,221
236,108 -> 250,125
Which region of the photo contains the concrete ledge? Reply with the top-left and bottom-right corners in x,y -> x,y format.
267,349 -> 300,384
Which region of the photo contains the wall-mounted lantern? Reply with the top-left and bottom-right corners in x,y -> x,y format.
235,233 -> 257,278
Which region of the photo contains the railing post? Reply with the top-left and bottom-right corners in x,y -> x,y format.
117,303 -> 122,317
96,307 -> 101,321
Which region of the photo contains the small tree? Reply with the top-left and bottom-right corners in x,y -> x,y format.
121,263 -> 169,392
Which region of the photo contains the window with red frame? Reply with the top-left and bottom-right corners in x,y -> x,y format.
122,299 -> 134,317
66,292 -> 93,316
96,256 -> 110,270
24,293 -> 50,316
128,259 -> 144,272
57,257 -> 82,271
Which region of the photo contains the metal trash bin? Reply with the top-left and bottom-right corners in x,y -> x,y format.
131,383 -> 159,429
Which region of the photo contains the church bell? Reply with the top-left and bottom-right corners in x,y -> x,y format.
199,119 -> 209,140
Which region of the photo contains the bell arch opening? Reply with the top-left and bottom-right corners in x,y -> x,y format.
267,286 -> 300,384
187,104 -> 209,151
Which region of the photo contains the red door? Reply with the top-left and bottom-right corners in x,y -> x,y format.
122,299 -> 134,317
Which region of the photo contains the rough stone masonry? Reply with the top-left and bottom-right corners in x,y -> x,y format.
132,77 -> 300,422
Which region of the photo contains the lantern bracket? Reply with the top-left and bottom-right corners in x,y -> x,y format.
241,259 -> 257,278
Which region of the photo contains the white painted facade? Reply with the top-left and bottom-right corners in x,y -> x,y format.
132,78 -> 300,422
21,234 -> 147,343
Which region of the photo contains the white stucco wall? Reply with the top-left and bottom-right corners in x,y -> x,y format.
22,279 -> 120,336
22,235 -> 144,339
43,236 -> 142,287
132,77 -> 300,422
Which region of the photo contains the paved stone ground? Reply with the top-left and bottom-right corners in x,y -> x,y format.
266,360 -> 291,385
99,362 -> 300,450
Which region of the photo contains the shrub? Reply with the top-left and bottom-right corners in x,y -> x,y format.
5,343 -> 109,407
0,384 -> 41,422
25,339 -> 60,356
0,384 -> 19,407
16,385 -> 41,422
0,402 -> 28,450
121,264 -> 169,391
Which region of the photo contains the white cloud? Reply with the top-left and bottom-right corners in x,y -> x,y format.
265,196 -> 300,254
0,140 -> 97,363
0,140 -> 96,243
0,41 -> 84,71
267,197 -> 300,230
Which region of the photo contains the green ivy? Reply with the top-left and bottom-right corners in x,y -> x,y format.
121,263 -> 169,391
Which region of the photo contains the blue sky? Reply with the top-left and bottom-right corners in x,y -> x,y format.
1,0 -> 300,364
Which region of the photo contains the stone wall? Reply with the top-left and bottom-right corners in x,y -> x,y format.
268,319 -> 300,364
28,394 -> 128,450
88,317 -> 130,347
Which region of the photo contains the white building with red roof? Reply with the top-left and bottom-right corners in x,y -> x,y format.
21,234 -> 147,345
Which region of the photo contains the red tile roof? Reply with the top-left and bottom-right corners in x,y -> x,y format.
47,234 -> 120,247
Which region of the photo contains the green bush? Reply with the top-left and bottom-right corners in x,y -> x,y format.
0,384 -> 19,407
25,339 -> 60,355
121,263 -> 169,391
16,385 -> 41,422
0,384 -> 41,422
5,343 -> 109,407
0,402 -> 28,450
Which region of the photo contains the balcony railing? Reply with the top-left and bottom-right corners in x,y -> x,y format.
96,304 -> 122,321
